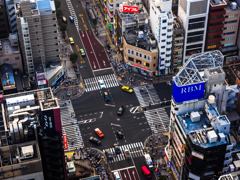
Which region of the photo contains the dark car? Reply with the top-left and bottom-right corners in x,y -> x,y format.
104,149 -> 113,160
117,106 -> 124,115
104,92 -> 110,102
89,136 -> 101,145
113,143 -> 121,154
116,130 -> 123,139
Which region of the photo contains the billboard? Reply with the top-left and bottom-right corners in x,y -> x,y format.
172,81 -> 205,103
41,109 -> 56,136
63,134 -> 68,150
119,4 -> 138,13
36,72 -> 45,80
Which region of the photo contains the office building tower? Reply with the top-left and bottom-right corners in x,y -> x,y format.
0,0 -> 9,38
150,0 -> 174,75
178,0 -> 210,64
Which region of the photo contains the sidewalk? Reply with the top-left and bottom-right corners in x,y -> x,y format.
54,30 -> 85,101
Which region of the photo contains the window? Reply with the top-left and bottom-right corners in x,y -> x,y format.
144,55 -> 146,59
128,57 -> 134,61
161,52 -> 165,55
225,20 -> 237,24
162,33 -> 166,36
148,56 -> 150,60
224,43 -> 234,47
35,25 -> 37,27
224,31 -> 235,35
162,27 -> 167,30
15,57 -> 19,60
4,58 -> 9,61
132,51 -> 134,54
34,18 -> 39,22
145,63 -> 149,67
167,36 -> 172,38
161,46 -> 165,48
136,59 -> 142,64
128,49 -> 130,53
225,26 -> 236,30
154,57 -> 156,59
116,3 -> 119,7
36,31 -> 38,34
136,52 -> 138,56
229,14 -> 238,18
12,63 -> 17,66
166,48 -> 171,51
163,20 -> 167,23
225,37 -> 234,41
53,18 -> 56,20
140,54 -> 142,57
153,64 -> 155,67
161,40 -> 166,42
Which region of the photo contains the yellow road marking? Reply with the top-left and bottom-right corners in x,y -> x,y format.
65,151 -> 74,157
163,132 -> 169,136
140,82 -> 147,85
81,17 -> 85,23
79,53 -> 83,60
84,24 -> 88,30
80,82 -> 83,88
79,14 -> 83,17
153,81 -> 158,84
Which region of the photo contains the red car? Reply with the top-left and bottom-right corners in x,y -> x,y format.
95,128 -> 104,137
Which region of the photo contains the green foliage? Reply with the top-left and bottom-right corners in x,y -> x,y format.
56,8 -> 63,19
70,53 -> 78,64
60,23 -> 66,32
54,0 -> 61,9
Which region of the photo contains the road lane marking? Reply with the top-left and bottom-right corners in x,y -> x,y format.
111,123 -> 121,127
84,24 -> 88,30
105,104 -> 115,107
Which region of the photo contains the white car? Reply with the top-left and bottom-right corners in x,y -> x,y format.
113,172 -> 121,180
98,80 -> 106,89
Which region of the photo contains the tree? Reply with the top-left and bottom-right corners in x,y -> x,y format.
60,23 -> 66,32
56,8 -> 63,19
54,0 -> 61,9
70,53 -> 78,64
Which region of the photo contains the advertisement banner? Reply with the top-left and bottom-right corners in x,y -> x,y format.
172,81 -> 205,103
41,109 -> 56,136
63,134 -> 68,150
38,80 -> 47,86
119,4 -> 138,13
36,73 -> 45,80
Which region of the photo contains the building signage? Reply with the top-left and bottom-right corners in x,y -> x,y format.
38,80 -> 47,86
171,162 -> 180,180
63,134 -> 68,150
42,109 -> 56,135
172,81 -> 205,103
36,72 -> 45,80
119,4 -> 138,13
0,166 -> 29,175
173,132 -> 183,155
51,73 -> 64,90
191,150 -> 204,160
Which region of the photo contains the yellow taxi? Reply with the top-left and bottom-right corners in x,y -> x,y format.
94,128 -> 104,138
69,37 -> 74,44
122,86 -> 133,93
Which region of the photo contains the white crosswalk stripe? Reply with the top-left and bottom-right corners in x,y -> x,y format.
104,142 -> 144,163
134,85 -> 161,107
59,100 -> 84,151
84,74 -> 119,92
144,108 -> 170,134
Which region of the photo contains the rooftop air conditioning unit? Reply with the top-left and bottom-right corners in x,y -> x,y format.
231,2 -> 237,10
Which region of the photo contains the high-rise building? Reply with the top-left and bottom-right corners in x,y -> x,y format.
172,17 -> 184,71
6,0 -> 20,33
0,0 -> 9,38
205,0 -> 240,64
165,51 -> 240,180
150,0 -> 174,75
16,0 -> 59,78
178,0 -> 210,64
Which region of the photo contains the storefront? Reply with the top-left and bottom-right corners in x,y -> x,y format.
124,58 -> 153,76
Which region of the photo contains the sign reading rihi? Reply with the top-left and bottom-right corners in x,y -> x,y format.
172,81 -> 205,103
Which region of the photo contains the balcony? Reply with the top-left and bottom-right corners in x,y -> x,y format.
206,36 -> 222,43
210,9 -> 226,17
209,17 -> 225,24
208,23 -> 224,30
208,30 -> 223,36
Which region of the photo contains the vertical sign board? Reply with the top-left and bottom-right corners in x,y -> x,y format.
53,108 -> 62,135
63,134 -> 68,150
41,109 -> 56,136
172,81 -> 205,103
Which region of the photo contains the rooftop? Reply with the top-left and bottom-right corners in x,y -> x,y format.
176,98 -> 233,148
225,2 -> 240,12
0,39 -> 20,56
123,31 -> 158,52
36,0 -> 51,10
173,50 -> 224,87
227,62 -> 240,85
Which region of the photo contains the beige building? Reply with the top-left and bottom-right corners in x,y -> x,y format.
123,32 -> 158,76
0,33 -> 23,74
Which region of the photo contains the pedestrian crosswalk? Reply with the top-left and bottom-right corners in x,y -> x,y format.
84,74 -> 119,92
134,85 -> 161,107
144,108 -> 170,134
59,100 -> 84,151
104,142 -> 144,163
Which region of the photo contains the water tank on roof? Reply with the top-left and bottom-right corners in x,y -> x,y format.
231,2 -> 237,10
208,95 -> 215,104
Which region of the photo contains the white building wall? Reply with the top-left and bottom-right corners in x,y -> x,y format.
150,0 -> 173,75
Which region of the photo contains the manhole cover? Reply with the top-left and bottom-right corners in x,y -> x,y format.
126,105 -> 129,108
130,104 -> 133,107
117,118 -> 120,121
133,116 -> 136,119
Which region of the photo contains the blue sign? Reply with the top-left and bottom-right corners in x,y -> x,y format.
51,74 -> 64,89
172,81 -> 205,103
